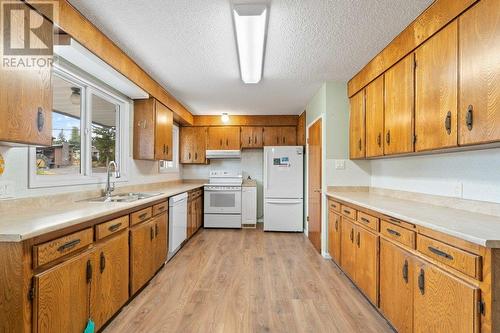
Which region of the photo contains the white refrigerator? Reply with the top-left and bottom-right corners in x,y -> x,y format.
263,146 -> 304,232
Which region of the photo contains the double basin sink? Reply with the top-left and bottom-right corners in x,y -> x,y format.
83,192 -> 163,203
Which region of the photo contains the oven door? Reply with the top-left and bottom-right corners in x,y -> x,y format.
204,187 -> 241,214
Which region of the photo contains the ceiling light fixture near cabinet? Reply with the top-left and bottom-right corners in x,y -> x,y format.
232,4 -> 269,84
221,112 -> 230,123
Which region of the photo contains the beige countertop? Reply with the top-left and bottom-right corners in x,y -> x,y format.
326,190 -> 500,248
0,181 -> 205,242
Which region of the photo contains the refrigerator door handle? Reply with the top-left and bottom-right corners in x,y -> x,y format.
266,199 -> 303,204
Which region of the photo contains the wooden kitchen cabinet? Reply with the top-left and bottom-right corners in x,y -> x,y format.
415,21 -> 458,151
380,239 -> 413,333
91,231 -> 129,330
133,98 -> 173,161
354,226 -> 379,304
130,218 -> 155,295
413,258 -> 480,333
34,249 -> 94,333
349,90 -> 365,159
297,111 -> 306,146
180,127 -> 207,164
384,53 -> 414,155
207,127 -> 241,150
328,209 -> 341,263
241,126 -> 263,148
263,127 -> 297,146
459,0 -> 500,146
340,218 -> 356,278
365,75 -> 384,157
153,212 -> 168,269
187,189 -> 203,238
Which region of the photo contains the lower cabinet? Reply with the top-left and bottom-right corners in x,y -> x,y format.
380,239 -> 414,333
153,212 -> 168,270
328,209 -> 341,263
91,231 -> 129,330
34,250 -> 94,333
187,190 -> 203,238
340,218 -> 356,278
413,259 -> 480,333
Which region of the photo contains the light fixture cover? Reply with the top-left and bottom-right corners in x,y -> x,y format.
232,4 -> 268,84
221,113 -> 230,123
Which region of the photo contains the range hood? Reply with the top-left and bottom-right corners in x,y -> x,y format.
206,150 -> 241,159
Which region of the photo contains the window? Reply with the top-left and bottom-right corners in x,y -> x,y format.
29,64 -> 130,188
159,125 -> 179,173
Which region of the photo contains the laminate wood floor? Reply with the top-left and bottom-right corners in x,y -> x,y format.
104,227 -> 393,333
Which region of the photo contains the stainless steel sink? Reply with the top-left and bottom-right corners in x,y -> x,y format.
82,192 -> 163,203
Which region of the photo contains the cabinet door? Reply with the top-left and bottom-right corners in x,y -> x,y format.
193,127 -> 207,162
281,127 -> 297,145
459,0 -> 500,145
384,53 -> 414,155
154,100 -> 173,160
207,127 -> 240,150
180,127 -> 195,163
365,75 -> 384,157
34,249 -> 94,333
340,218 -> 356,278
328,210 -> 341,263
154,213 -> 168,270
297,111 -> 306,146
349,90 -> 365,159
379,239 -> 413,333
0,2 -> 52,146
413,259 -> 480,333
91,231 -> 129,330
241,127 -> 263,148
415,21 -> 458,151
224,127 -> 241,149
133,99 -> 155,160
130,220 -> 155,295
354,226 -> 378,304
263,127 -> 282,146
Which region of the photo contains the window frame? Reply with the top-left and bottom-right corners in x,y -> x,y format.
28,63 -> 130,188
159,124 -> 180,173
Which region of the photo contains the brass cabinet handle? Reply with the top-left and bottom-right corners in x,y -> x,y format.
335,219 -> 338,231
466,105 -> 473,131
108,223 -> 122,232
428,246 -> 453,260
194,152 -> 198,160
100,252 -> 106,273
360,217 -> 370,224
358,138 -> 362,151
402,260 -> 408,283
343,209 -> 351,215
57,239 -> 81,252
418,269 -> 425,295
386,130 -> 391,145
139,213 -> 148,220
445,111 -> 452,135
350,228 -> 354,242
377,133 -> 381,147
166,145 -> 169,155
356,232 -> 360,247
150,227 -> 154,240
386,228 -> 401,237
86,260 -> 93,283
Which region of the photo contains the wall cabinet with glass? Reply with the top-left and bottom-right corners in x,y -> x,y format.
133,97 -> 173,161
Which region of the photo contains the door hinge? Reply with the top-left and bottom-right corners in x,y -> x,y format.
478,300 -> 485,316
306,216 -> 309,222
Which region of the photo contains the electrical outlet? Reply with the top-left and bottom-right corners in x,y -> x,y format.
453,182 -> 463,198
0,181 -> 12,199
335,160 -> 346,170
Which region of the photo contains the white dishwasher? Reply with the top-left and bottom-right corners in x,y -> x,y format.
168,192 -> 188,260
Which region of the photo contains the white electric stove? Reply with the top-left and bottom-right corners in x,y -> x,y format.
204,171 -> 243,228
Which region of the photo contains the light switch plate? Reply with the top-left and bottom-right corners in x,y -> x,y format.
335,160 -> 346,170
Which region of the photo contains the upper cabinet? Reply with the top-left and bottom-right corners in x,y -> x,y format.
458,0 -> 500,146
263,126 -> 297,146
0,2 -> 53,146
180,127 -> 207,164
349,90 -> 365,159
297,112 -> 306,146
207,127 -> 240,150
241,127 -> 263,148
384,54 -> 415,156
365,76 -> 384,157
133,98 -> 173,161
415,21 -> 458,151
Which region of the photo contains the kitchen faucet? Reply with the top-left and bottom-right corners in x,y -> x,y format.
104,160 -> 120,198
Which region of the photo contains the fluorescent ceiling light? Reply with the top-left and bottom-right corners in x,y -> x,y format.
232,4 -> 268,84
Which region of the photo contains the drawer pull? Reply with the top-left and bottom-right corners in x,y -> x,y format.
108,223 -> 122,232
157,206 -> 165,211
402,260 -> 408,283
428,246 -> 454,260
139,213 -> 148,220
360,217 -> 370,224
57,239 -> 81,253
418,269 -> 425,295
386,228 -> 401,237
343,209 -> 351,215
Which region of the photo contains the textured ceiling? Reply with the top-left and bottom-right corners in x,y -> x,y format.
68,0 -> 433,116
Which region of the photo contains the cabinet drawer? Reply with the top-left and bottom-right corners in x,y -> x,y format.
417,235 -> 481,280
130,207 -> 153,226
34,228 -> 93,267
153,202 -> 168,216
328,200 -> 341,212
95,216 -> 129,240
380,220 -> 415,249
341,205 -> 357,220
357,212 -> 379,231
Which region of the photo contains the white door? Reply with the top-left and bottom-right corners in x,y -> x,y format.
264,147 -> 303,199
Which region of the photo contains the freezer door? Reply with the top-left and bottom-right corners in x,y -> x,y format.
264,198 -> 303,232
264,147 -> 304,199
